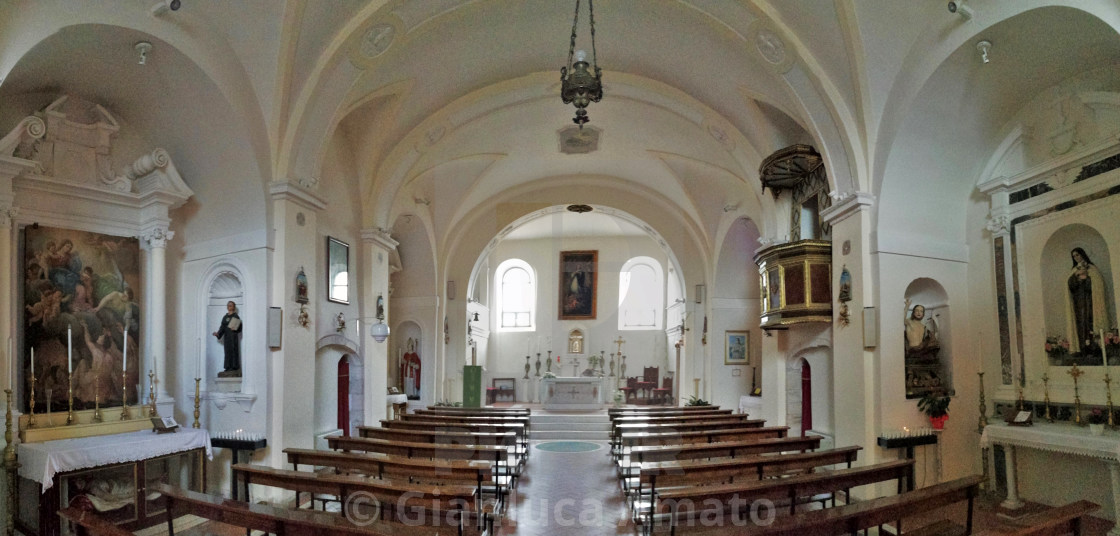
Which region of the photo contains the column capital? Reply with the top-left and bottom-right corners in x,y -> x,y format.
361,227 -> 398,251
0,199 -> 15,228
140,225 -> 174,249
269,180 -> 327,211
820,191 -> 875,225
985,213 -> 1012,236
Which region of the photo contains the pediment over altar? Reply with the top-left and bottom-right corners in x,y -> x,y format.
0,95 -> 193,236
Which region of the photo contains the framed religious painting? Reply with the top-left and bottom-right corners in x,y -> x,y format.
327,236 -> 349,304
725,330 -> 749,365
559,250 -> 597,320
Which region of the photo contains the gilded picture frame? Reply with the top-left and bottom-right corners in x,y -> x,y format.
725,330 -> 749,365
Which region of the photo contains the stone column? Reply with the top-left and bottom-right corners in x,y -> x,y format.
361,228 -> 397,426
141,225 -> 174,409
1001,444 -> 1024,509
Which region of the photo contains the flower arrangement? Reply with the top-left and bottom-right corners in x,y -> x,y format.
1087,408 -> 1108,425
685,395 -> 711,407
917,393 -> 951,418
1045,335 -> 1070,358
542,371 -> 557,379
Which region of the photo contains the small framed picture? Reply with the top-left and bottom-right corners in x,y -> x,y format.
725,330 -> 749,365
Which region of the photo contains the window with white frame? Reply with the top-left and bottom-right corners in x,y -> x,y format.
496,259 -> 535,330
618,256 -> 664,330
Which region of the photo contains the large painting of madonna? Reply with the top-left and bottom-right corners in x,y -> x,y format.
22,226 -> 142,412
559,250 -> 597,320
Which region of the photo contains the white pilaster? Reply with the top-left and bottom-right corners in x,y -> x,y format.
361,227 -> 397,426
141,225 -> 174,404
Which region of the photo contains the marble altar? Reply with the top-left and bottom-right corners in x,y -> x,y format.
541,377 -> 605,410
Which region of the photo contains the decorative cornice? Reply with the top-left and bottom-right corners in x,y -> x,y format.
0,200 -> 15,228
361,227 -> 399,251
820,191 -> 875,225
268,180 -> 327,211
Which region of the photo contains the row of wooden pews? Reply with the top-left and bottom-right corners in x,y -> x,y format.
606,405 -> 1097,536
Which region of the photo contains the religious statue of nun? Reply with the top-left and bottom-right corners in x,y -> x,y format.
213,300 -> 242,377
1066,247 -> 1109,355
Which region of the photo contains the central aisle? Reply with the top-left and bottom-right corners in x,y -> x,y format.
501,439 -> 634,536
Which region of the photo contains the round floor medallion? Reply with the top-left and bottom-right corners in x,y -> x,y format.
534,441 -> 601,453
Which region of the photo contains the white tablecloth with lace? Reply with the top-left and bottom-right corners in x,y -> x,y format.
18,428 -> 212,491
982,422 -> 1120,535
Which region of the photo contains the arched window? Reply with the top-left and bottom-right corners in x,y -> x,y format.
496,259 -> 535,330
619,256 -> 664,330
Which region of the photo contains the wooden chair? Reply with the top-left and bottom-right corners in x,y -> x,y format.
621,376 -> 638,402
640,367 -> 660,402
652,376 -> 672,405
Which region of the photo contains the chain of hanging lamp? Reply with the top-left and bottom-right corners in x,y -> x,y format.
560,0 -> 602,127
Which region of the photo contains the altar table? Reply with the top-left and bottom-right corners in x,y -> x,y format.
981,421 -> 1120,535
541,377 -> 605,410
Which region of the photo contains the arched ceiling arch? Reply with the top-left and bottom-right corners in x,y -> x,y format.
875,4 -> 1120,259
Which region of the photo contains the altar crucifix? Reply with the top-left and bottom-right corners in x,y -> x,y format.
569,357 -> 581,377
614,336 -> 626,357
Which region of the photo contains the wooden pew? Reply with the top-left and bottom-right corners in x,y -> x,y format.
234,464 -> 496,534
609,405 -> 726,415
327,434 -> 520,487
611,408 -> 733,420
150,482 -> 443,536
978,499 -> 1100,536
613,419 -> 767,457
284,447 -> 502,508
366,421 -> 527,460
57,508 -> 135,536
620,426 -> 788,449
423,406 -> 530,416
628,446 -> 862,512
401,414 -> 531,445
621,435 -> 822,475
670,474 -> 984,536
650,459 -> 915,534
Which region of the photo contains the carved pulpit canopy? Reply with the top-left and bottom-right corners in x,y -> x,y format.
0,95 -> 193,235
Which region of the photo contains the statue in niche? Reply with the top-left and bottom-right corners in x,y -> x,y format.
213,301 -> 242,377
401,338 -> 421,399
904,298 -> 940,361
1066,247 -> 1109,355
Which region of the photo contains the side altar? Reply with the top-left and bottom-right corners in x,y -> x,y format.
541,377 -> 605,410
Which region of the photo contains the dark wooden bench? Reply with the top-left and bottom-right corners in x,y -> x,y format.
425,406 -> 530,416
149,482 -> 450,536
620,425 -> 788,449
613,418 -> 767,456
628,446 -> 862,513
365,421 -> 526,460
57,508 -> 135,536
978,499 -> 1100,536
650,459 -> 915,534
609,405 -> 726,415
284,447 -> 503,509
233,464 -> 496,534
668,474 -> 984,535
328,434 -> 521,487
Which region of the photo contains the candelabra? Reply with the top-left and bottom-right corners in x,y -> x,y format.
93,377 -> 103,423
147,370 -> 158,417
66,371 -> 75,425
193,378 -> 201,428
534,353 -> 541,377
1106,374 -> 1115,428
1016,372 -> 1025,411
524,356 -> 530,380
27,372 -> 36,428
546,351 -> 553,374
1041,373 -> 1052,423
1068,365 -> 1084,425
6,389 -> 20,536
620,354 -> 627,378
120,370 -> 131,420
609,353 -> 616,377
977,371 -> 988,432
600,350 -> 606,376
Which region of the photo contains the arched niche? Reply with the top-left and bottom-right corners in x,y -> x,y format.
394,321 -> 424,401
205,271 -> 244,388
1041,224 -> 1115,363
903,278 -> 952,399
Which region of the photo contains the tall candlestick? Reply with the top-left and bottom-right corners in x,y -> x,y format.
67,325 -> 72,374
1103,329 -> 1110,368
196,337 -> 202,379
31,346 -> 34,376
123,329 -> 128,371
6,337 -> 11,391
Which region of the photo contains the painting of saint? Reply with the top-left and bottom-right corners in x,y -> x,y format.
559,251 -> 597,319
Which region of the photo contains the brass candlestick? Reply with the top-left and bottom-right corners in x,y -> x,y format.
977,371 -> 988,432
1069,364 -> 1084,425
147,370 -> 158,417
6,389 -> 20,536
66,371 -> 75,425
609,352 -> 616,377
524,356 -> 530,379
1016,371 -> 1026,411
120,369 -> 131,420
193,378 -> 201,429
1106,374 -> 1115,428
546,351 -> 552,373
27,373 -> 37,428
1041,373 -> 1052,423
93,376 -> 103,423
535,354 -> 541,377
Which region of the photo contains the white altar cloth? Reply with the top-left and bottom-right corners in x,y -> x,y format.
18,428 -> 213,491
542,377 -> 605,410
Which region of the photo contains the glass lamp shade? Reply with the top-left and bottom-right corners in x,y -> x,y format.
370,321 -> 390,343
